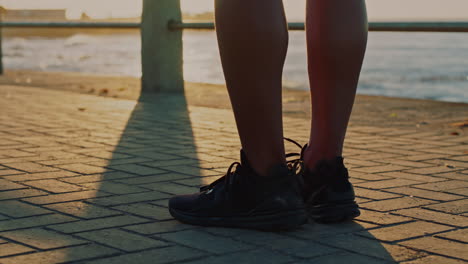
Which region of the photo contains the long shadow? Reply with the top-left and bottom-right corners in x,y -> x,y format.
68,91 -> 398,263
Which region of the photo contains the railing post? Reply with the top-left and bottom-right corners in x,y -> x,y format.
0,7 -> 4,75
141,0 -> 184,93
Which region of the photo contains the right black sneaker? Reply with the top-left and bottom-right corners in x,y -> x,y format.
168,150 -> 307,231
284,138 -> 360,223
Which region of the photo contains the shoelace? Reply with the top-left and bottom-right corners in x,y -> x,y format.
200,138 -> 307,193
200,161 -> 241,193
284,137 -> 307,176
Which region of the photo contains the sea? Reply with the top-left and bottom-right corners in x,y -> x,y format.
3,31 -> 468,103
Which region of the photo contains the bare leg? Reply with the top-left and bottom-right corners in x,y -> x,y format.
304,0 -> 368,168
215,0 -> 288,176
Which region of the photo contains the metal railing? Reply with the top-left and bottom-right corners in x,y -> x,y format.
2,21 -> 468,31
1,0 -> 467,93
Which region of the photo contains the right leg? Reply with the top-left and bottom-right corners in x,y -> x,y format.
214,0 -> 288,177
168,0 -> 307,230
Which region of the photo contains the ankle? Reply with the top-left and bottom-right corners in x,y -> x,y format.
303,146 -> 341,171
241,150 -> 286,177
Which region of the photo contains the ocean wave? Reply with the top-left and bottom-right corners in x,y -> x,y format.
64,34 -> 93,47
420,75 -> 468,82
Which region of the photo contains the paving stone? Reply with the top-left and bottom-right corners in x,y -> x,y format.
386,159 -> 434,168
2,170 -> 78,182
394,208 -> 468,227
116,173 -> 192,185
127,151 -> 179,160
295,251 -> 390,264
356,209 -> 412,226
404,154 -> 451,161
402,255 -> 468,264
400,237 -> 468,260
123,220 -> 196,235
320,233 -> 426,262
88,191 -> 170,207
352,165 -> 409,174
358,221 -> 453,242
426,159 -> 468,169
0,214 -> 77,232
436,171 -> 468,181
424,199 -> 468,214
0,243 -> 35,257
23,179 -> 85,193
2,162 -> 59,173
76,228 -> 168,251
184,248 -> 294,264
0,179 -> 27,191
143,182 -> 198,195
22,190 -> 112,205
108,164 -> 166,175
385,186 -> 464,201
349,172 -> 391,181
404,166 -> 460,175
288,221 -> 375,240
60,171 -> 134,184
56,163 -> 108,174
413,180 -> 468,191
345,158 -> 385,167
88,157 -> 153,166
0,200 -> 52,218
0,244 -> 118,264
0,150 -> 35,158
159,165 -> 221,177
79,181 -> 148,194
435,228 -> 468,243
377,171 -> 446,183
361,197 -> 435,212
48,215 -> 149,234
354,187 -> 401,200
83,245 -> 206,264
44,201 -> 122,219
358,179 -> 421,189
112,203 -> 172,220
174,176 -> 222,187
239,233 -> 338,258
39,157 -> 103,166
83,150 -> 133,160
0,169 -> 26,176
446,188 -> 468,196
141,159 -> 200,167
0,228 -> 87,249
156,230 -> 255,254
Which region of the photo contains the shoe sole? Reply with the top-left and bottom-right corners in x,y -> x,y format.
308,200 -> 360,223
169,208 -> 308,231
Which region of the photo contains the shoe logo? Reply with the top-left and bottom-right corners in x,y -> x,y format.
206,189 -> 214,194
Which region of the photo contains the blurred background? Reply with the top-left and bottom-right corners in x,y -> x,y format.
1,0 -> 467,102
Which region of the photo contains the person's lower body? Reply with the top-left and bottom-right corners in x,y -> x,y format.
168,0 -> 368,230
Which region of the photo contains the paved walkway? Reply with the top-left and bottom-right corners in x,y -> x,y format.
0,85 -> 466,264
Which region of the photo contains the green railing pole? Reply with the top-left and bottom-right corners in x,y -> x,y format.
0,9 -> 3,75
141,0 -> 184,93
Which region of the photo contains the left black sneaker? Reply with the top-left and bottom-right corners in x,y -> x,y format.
168,150 -> 307,231
284,138 -> 360,223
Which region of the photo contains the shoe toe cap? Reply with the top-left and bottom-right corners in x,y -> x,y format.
169,193 -> 201,211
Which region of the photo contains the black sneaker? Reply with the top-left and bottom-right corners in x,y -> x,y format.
168,150 -> 307,231
285,139 -> 360,223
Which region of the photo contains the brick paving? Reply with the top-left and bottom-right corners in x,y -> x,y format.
0,84 -> 467,263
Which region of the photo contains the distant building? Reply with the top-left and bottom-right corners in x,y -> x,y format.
1,9 -> 67,21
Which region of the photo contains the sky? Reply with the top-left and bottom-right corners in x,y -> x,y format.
1,0 -> 468,21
